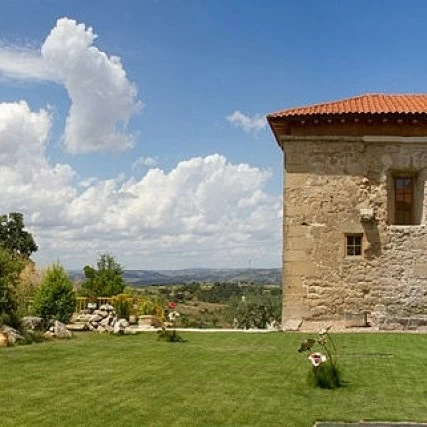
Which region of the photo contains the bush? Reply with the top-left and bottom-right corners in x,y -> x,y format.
112,294 -> 132,320
0,247 -> 24,329
307,361 -> 342,389
157,327 -> 186,343
227,294 -> 281,329
33,265 -> 76,324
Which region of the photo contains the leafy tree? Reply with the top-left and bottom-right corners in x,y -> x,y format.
33,264 -> 76,324
227,294 -> 281,329
80,254 -> 125,297
0,213 -> 38,258
0,247 -> 24,328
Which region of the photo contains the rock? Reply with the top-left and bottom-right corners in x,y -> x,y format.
105,304 -> 114,312
90,314 -> 103,323
113,322 -> 121,334
97,326 -> 105,333
117,319 -> 129,328
0,326 -> 24,344
44,331 -> 54,340
22,316 -> 44,331
100,317 -> 110,327
0,332 -> 9,347
54,321 -> 72,339
66,323 -> 87,331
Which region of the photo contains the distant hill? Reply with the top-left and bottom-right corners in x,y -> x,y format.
69,268 -> 281,286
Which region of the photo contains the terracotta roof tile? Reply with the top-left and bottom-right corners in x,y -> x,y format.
267,93 -> 427,118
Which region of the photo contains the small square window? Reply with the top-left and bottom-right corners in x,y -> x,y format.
346,234 -> 362,256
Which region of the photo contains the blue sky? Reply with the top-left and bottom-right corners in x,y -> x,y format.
0,0 -> 426,269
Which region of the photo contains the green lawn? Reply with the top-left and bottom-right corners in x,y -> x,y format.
1,332 -> 427,426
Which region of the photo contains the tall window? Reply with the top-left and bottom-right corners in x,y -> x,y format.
346,234 -> 362,256
394,177 -> 413,225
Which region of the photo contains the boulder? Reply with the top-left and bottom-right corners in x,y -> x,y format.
100,317 -> 110,327
22,316 -> 44,331
105,304 -> 114,312
90,314 -> 103,323
0,326 -> 23,344
117,319 -> 129,328
54,321 -> 72,339
66,323 -> 87,331
0,332 -> 9,347
113,321 -> 122,334
44,331 -> 54,340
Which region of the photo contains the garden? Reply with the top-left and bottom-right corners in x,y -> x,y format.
1,213 -> 427,426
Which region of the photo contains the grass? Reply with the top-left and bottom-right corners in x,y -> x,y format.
1,332 -> 427,426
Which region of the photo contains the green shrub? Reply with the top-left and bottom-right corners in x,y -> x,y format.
112,294 -> 132,320
157,327 -> 186,343
298,327 -> 344,389
33,264 -> 76,324
307,361 -> 342,389
18,329 -> 46,345
0,247 -> 24,329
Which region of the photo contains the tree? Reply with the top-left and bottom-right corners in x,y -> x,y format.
0,213 -> 38,258
80,254 -> 125,297
33,264 -> 76,324
227,294 -> 281,329
0,247 -> 24,328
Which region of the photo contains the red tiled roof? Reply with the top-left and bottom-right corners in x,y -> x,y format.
267,94 -> 427,118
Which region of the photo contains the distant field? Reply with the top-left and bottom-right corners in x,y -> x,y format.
1,332 -> 427,426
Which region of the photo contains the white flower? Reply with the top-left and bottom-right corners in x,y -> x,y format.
319,325 -> 332,335
168,311 -> 180,321
308,352 -> 327,367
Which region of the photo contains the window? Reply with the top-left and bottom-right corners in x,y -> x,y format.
394,177 -> 413,225
388,172 -> 423,226
346,234 -> 362,256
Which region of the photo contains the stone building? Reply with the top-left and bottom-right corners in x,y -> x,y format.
267,94 -> 427,330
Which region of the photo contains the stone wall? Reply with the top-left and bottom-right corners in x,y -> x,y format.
281,136 -> 427,328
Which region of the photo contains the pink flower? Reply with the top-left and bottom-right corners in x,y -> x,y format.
308,352 -> 327,367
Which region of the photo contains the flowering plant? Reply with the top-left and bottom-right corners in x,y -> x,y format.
298,326 -> 342,389
157,302 -> 186,343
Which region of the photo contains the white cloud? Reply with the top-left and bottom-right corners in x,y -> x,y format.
0,101 -> 281,268
226,110 -> 267,133
0,18 -> 141,154
0,45 -> 59,82
132,156 -> 157,171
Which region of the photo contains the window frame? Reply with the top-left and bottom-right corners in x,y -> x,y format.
394,176 -> 414,225
345,233 -> 363,257
388,171 -> 422,226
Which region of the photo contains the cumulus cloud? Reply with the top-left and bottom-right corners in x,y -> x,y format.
0,18 -> 141,154
226,110 -> 267,133
0,101 -> 76,225
132,156 -> 157,171
0,101 -> 281,268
